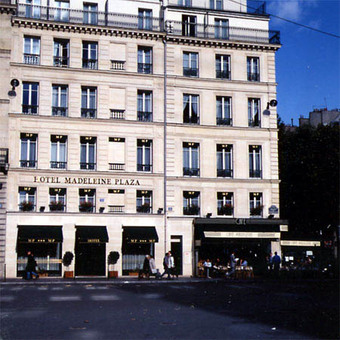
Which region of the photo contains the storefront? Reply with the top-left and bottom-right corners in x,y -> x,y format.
17,225 -> 63,277
122,226 -> 158,275
75,226 -> 109,276
194,218 -> 287,275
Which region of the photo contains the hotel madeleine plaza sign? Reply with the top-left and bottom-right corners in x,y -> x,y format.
33,176 -> 141,186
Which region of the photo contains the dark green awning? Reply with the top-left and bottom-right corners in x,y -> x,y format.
123,227 -> 158,243
17,226 -> 63,243
76,226 -> 109,243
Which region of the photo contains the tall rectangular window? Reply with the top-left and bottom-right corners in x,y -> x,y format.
210,0 -> 223,9
215,54 -> 231,79
216,96 -> 232,125
250,192 -> 263,217
55,1 -> 69,22
183,191 -> 200,215
51,135 -> 67,169
49,188 -> 66,212
82,41 -> 98,69
183,142 -> 199,176
19,187 -> 36,211
54,39 -> 69,67
183,94 -> 199,124
52,85 -> 68,116
108,137 -> 125,171
137,139 -> 152,172
81,87 -> 97,118
25,0 -> 41,19
136,190 -> 152,213
138,9 -> 152,30
178,0 -> 191,6
248,98 -> 261,127
217,144 -> 233,178
79,189 -> 96,212
20,133 -> 37,168
182,15 -> 196,37
247,57 -> 260,81
183,52 -> 198,77
249,145 -> 262,178
23,36 -> 40,65
137,90 -> 152,122
215,19 -> 229,39
22,82 -> 39,114
80,136 -> 96,170
217,192 -> 233,216
83,3 -> 98,24
138,46 -> 152,74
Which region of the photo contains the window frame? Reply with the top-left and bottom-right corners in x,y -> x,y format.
82,41 -> 98,69
80,136 -> 96,170
137,139 -> 153,172
248,98 -> 261,127
247,57 -> 260,81
183,142 -> 200,177
216,144 -> 233,178
183,51 -> 199,77
20,133 -> 38,168
50,135 -> 67,169
249,145 -> 262,178
183,94 -> 199,124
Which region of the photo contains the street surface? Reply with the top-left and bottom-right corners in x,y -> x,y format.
0,279 -> 338,339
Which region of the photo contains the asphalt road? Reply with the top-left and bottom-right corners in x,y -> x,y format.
0,279 -> 338,340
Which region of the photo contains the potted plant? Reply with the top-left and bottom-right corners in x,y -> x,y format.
20,200 -> 34,211
108,251 -> 120,278
219,204 -> 233,216
137,203 -> 151,213
62,251 -> 74,278
49,200 -> 64,211
250,205 -> 263,217
79,201 -> 94,212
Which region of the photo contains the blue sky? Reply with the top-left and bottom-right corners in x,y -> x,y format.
264,0 -> 340,124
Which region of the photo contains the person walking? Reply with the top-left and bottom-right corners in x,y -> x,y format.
272,251 -> 281,278
142,255 -> 151,279
25,251 -> 39,280
161,252 -> 172,279
226,251 -> 237,278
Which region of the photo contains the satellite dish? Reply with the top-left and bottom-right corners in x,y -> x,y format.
269,99 -> 278,107
10,79 -> 20,88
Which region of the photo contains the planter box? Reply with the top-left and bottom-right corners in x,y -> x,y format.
108,271 -> 118,279
64,271 -> 74,278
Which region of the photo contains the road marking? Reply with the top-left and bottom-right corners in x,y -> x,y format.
0,296 -> 15,302
143,293 -> 163,299
90,295 -> 120,301
51,287 -> 64,291
50,296 -> 81,302
95,286 -> 108,290
38,286 -> 48,291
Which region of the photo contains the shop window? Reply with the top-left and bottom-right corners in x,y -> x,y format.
249,145 -> 262,178
136,190 -> 152,213
250,192 -> 263,217
217,144 -> 233,177
183,142 -> 199,176
18,186 -> 36,211
108,137 -> 125,170
217,192 -> 233,216
49,188 -> 66,212
216,96 -> 232,125
183,191 -> 200,215
79,189 -> 96,213
80,136 -> 96,170
137,139 -> 152,172
20,133 -> 37,168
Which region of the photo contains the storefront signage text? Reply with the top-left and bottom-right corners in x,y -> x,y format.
130,239 -> 156,243
33,176 -> 140,186
87,239 -> 100,243
27,238 -> 56,243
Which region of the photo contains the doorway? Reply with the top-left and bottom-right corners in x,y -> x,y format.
171,236 -> 183,275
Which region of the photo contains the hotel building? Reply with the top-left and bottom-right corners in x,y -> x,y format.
0,0 -> 287,278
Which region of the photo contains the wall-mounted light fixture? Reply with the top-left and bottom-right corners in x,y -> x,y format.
8,79 -> 20,98
263,99 -> 278,115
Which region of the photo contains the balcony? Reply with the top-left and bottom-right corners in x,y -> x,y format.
217,205 -> 233,216
137,111 -> 152,122
49,202 -> 66,212
79,202 -> 95,213
52,107 -> 68,117
183,205 -> 200,216
53,56 -> 69,67
0,148 -> 9,174
23,53 -> 40,65
216,117 -> 232,126
217,169 -> 233,178
19,201 -> 36,212
183,167 -> 200,177
183,115 -> 199,124
248,118 -> 261,127
248,73 -> 260,81
136,203 -> 152,214
22,105 -> 38,115
20,160 -> 37,168
137,164 -> 152,172
110,109 -> 125,119
50,161 -> 67,169
81,108 -> 96,119
109,163 -> 125,171
80,162 -> 96,170
138,63 -> 152,74
108,205 -> 124,213
111,60 -> 125,70
249,169 -> 262,178
17,4 -> 163,32
216,70 -> 230,80
183,67 -> 198,77
82,59 -> 98,70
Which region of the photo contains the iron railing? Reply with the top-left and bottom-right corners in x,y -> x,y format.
52,107 -> 68,117
20,160 -> 37,168
183,167 -> 200,176
183,67 -> 198,77
81,108 -> 96,118
22,105 -> 38,115
249,169 -> 262,178
217,169 -> 233,177
137,164 -> 152,172
137,111 -> 152,122
216,70 -> 230,79
183,206 -> 200,215
183,115 -> 199,124
138,63 -> 152,74
50,161 -> 67,169
216,117 -> 232,126
53,56 -> 69,67
80,162 -> 96,170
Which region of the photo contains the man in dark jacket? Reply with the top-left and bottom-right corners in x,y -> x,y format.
26,251 -> 39,280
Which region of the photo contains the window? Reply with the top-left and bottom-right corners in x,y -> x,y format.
247,57 -> 260,81
217,144 -> 233,177
248,98 -> 261,127
136,190 -> 152,213
215,19 -> 229,39
79,189 -> 96,213
183,52 -> 198,77
217,192 -> 233,216
137,90 -> 152,122
51,135 -> 67,169
183,142 -> 199,176
183,191 -> 200,215
216,96 -> 232,125
138,46 -> 152,74
108,137 -> 125,171
178,0 -> 191,6
20,133 -> 37,168
22,82 -> 39,114
19,187 -> 36,211
52,85 -> 68,116
138,9 -> 152,30
210,0 -> 223,9
137,139 -> 152,172
182,15 -> 196,37
250,192 -> 263,217
23,36 -> 40,65
215,55 -> 231,79
81,87 -> 97,118
54,39 -> 69,67
108,189 -> 125,213
55,1 -> 69,22
49,188 -> 66,212
249,145 -> 262,178
83,3 -> 98,25
25,0 -> 41,19
80,136 -> 96,170
82,41 -> 98,69
183,94 -> 199,124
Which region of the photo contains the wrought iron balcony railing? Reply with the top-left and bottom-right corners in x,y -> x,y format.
183,115 -> 199,124
82,59 -> 98,69
50,161 -> 67,169
110,109 -> 125,119
136,204 -> 152,213
183,67 -> 198,77
216,117 -> 232,126
81,108 -> 96,118
183,206 -> 200,216
248,118 -> 261,127
137,164 -> 152,172
217,169 -> 233,178
248,73 -> 260,81
20,160 -> 37,168
22,105 -> 38,115
183,167 -> 200,176
138,63 -> 152,74
216,70 -> 230,79
249,169 -> 262,178
137,111 -> 152,122
80,162 -> 96,170
53,56 -> 69,67
52,106 -> 68,117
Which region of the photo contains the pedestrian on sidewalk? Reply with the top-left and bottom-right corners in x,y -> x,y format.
25,251 -> 39,280
226,251 -> 237,279
203,259 -> 212,278
273,251 -> 281,278
161,252 -> 173,279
